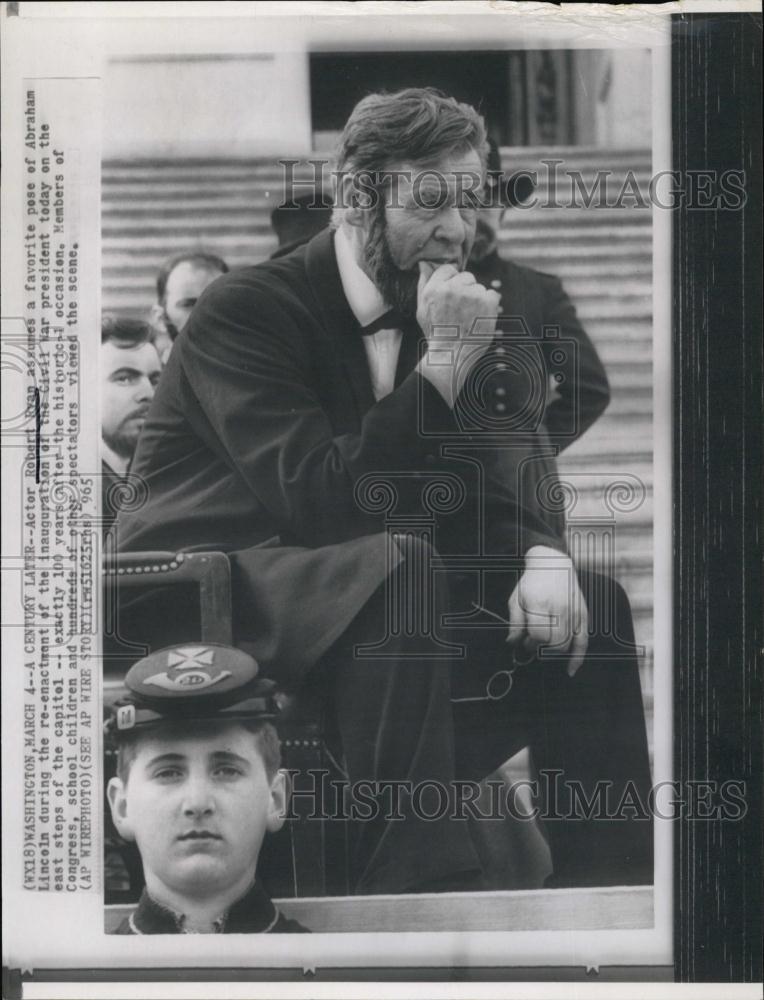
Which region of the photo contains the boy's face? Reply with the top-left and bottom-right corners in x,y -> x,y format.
108,724 -> 285,903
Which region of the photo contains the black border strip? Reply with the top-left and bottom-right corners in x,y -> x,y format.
672,10 -> 763,983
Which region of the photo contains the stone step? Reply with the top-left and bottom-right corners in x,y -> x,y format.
573,566 -> 653,595
100,218 -> 654,242
573,414 -> 652,443
582,564 -> 653,598
101,164 -> 655,189
581,542 -> 653,567
570,541 -> 653,566
578,516 -> 653,540
583,318 -> 653,340
560,434 -> 652,461
596,370 -> 652,393
509,253 -> 652,273
590,341 -> 653,364
102,252 -> 652,290
595,359 -> 653,379
502,226 -> 651,244
595,342 -> 653,366
574,552 -> 654,588
505,208 -> 653,226
504,240 -> 651,262
102,196 -> 283,216
100,196 -> 655,224
558,478 -> 654,504
561,516 -> 654,542
100,265 -> 655,314
500,144 -> 651,162
101,289 -> 654,333
527,260 -> 654,281
539,279 -> 651,300
100,146 -> 651,170
575,302 -> 652,323
100,152 -> 652,183
101,161 -> 308,182
95,275 -> 641,313
555,467 -> 653,491
100,180 -> 657,210
632,612 -> 655,642
99,230 -> 649,255
562,298 -> 653,319
564,443 -> 654,466
101,235 -> 277,261
615,551 -> 654,574
102,281 -> 652,313
102,217 -> 279,236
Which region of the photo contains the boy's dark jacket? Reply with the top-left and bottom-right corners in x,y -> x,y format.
113,879 -> 308,934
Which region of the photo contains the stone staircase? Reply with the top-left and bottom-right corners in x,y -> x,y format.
101,146 -> 655,743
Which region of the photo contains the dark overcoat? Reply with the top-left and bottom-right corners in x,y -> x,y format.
118,231 -> 604,684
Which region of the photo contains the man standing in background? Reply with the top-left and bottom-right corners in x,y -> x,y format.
150,251 -> 229,363
468,139 -> 611,538
100,315 -> 162,531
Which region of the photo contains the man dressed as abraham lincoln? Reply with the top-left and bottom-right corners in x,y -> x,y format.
117,87 -> 653,897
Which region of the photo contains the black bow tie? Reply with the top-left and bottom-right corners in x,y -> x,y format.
359,310 -> 406,336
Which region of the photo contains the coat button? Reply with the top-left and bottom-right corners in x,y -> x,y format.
490,279 -> 502,289
495,346 -> 507,356
494,386 -> 507,398
494,402 -> 507,414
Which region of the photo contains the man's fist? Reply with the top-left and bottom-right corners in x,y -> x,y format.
416,262 -> 500,407
416,261 -> 501,342
506,546 -> 590,677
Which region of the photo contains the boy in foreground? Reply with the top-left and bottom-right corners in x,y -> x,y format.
105,643 -> 308,933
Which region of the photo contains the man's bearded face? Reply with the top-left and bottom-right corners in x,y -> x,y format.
360,150 -> 483,317
101,341 -> 162,460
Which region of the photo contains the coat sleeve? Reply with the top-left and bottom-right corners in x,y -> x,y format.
180,273 -> 566,556
538,273 -> 610,451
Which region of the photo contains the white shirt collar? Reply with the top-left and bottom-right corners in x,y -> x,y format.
101,441 -> 129,477
334,225 -> 389,329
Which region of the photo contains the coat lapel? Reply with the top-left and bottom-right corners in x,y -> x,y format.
304,230 -> 376,417
394,318 -> 425,388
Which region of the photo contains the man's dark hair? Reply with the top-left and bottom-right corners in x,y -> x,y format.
155,251 -> 229,304
102,314 -> 154,348
335,87 -> 489,178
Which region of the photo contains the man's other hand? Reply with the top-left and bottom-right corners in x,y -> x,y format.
506,545 -> 589,677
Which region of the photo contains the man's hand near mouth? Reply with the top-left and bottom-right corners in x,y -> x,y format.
416,260 -> 500,408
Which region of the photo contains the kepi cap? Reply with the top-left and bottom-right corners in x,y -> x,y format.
105,643 -> 279,739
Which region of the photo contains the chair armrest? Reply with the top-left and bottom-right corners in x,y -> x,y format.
103,550 -> 233,645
